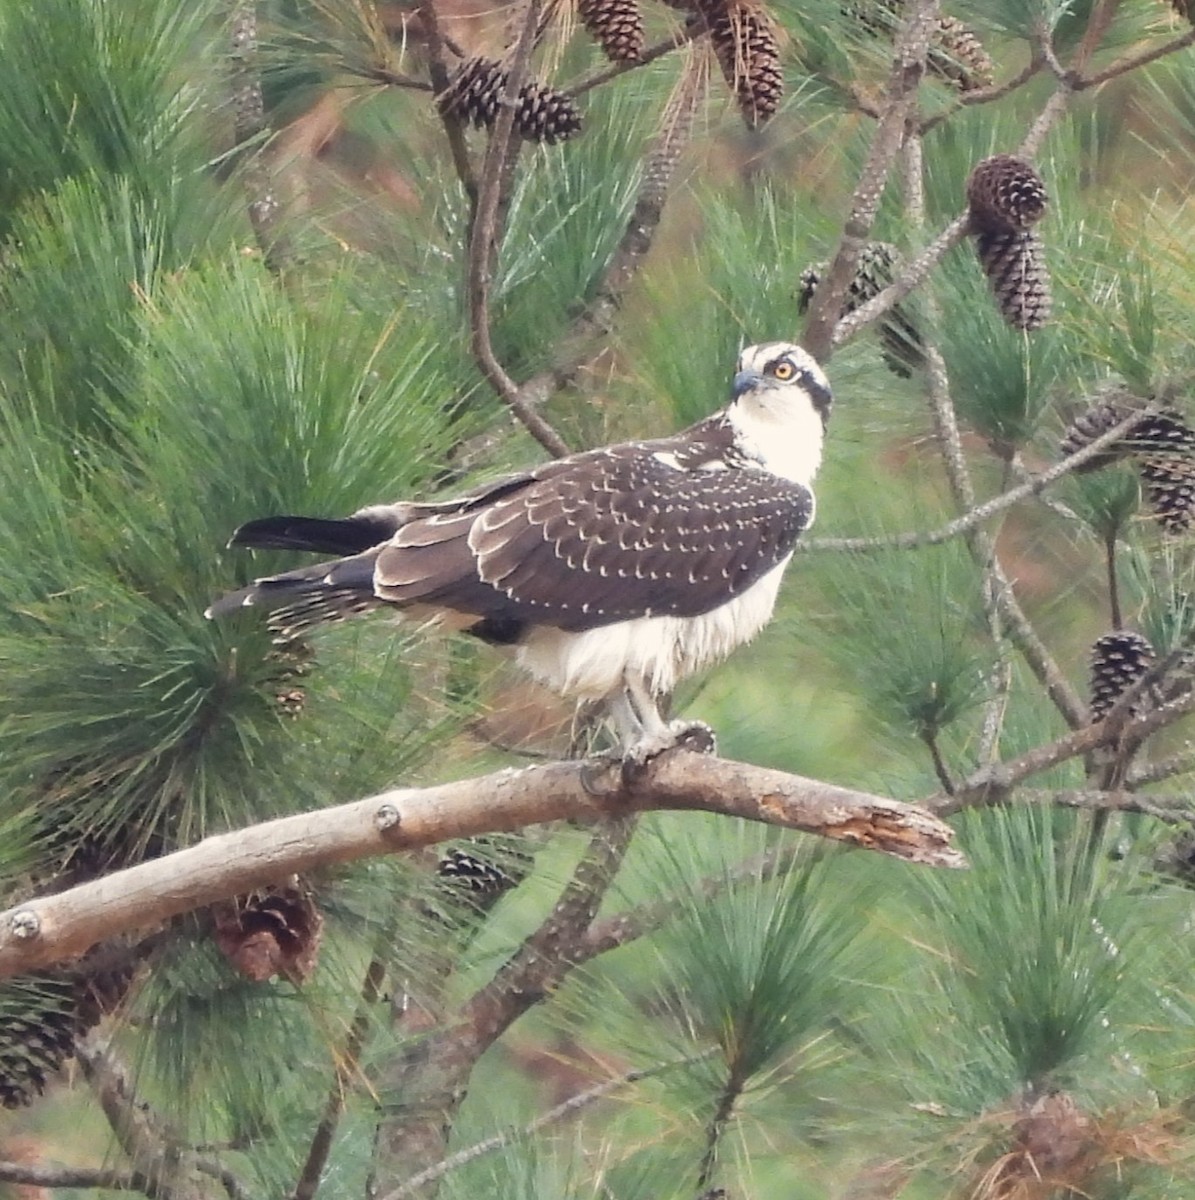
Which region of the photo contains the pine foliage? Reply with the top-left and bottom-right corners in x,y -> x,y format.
6,0 -> 1195,1197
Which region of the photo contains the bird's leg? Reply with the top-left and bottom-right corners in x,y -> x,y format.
618,674 -> 716,782
579,683 -> 715,794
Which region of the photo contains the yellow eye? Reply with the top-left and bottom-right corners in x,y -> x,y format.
771,359 -> 796,380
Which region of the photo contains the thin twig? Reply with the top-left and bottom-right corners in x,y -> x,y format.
0,1160 -> 157,1193
1129,744 -> 1195,787
695,1065 -> 746,1194
567,28 -> 695,97
417,0 -> 477,205
466,0 -> 571,457
379,1052 -> 711,1199
1016,787 -> 1195,823
919,56 -> 1044,132
1077,26 -> 1195,89
922,729 -> 957,795
292,954 -> 388,1200
803,0 -> 941,363
230,3 -> 285,267
933,687 -> 1195,815
798,403 -> 1162,552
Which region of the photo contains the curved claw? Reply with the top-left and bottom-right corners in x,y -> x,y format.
620,719 -> 717,786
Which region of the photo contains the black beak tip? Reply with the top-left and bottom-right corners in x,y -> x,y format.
732,369 -> 761,400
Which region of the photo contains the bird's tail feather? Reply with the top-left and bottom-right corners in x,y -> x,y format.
205,549 -> 382,635
230,514 -> 394,556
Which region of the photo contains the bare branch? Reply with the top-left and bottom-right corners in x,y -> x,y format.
466,0 -> 571,457
802,0 -> 941,362
798,404 -> 1159,553
0,754 -> 962,981
919,55 -> 1044,132
1016,787 -> 1195,823
378,1053 -> 713,1200
369,818 -> 638,1195
76,1037 -> 226,1200
292,954 -> 388,1200
567,27 -> 695,97
0,1160 -> 155,1193
932,687 -> 1195,815
1077,26 -> 1195,89
229,3 -> 285,266
1128,745 -> 1195,787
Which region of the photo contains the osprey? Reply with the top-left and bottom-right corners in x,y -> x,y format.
207,342 -> 831,756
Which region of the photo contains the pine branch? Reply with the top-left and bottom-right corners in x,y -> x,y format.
798,402 -> 1163,552
514,49 -> 706,414
76,1037 -> 232,1200
416,0 -> 477,203
229,3 -> 285,267
802,0 -> 940,363
371,819 -> 638,1195
466,0 -> 571,457
0,754 -> 962,981
567,27 -> 696,98
0,1160 -> 157,1194
836,1 -> 1138,350
935,686 -> 1195,815
695,1064 -> 746,1194
1076,26 -> 1195,89
377,1052 -> 712,1200
291,954 -> 388,1200
919,55 -> 1044,132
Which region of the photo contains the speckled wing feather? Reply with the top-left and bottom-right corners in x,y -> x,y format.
374,437 -> 814,633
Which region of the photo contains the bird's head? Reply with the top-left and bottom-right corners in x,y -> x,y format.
728,341 -> 832,485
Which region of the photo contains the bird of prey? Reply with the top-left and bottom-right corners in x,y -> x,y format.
207,341 -> 831,760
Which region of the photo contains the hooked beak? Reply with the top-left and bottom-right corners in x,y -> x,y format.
731,368 -> 763,399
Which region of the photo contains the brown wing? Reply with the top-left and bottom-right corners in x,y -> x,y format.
373,442 -> 813,633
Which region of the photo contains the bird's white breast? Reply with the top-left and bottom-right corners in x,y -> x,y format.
514,555 -> 792,700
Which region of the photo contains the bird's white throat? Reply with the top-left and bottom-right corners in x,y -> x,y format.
729,392 -> 826,488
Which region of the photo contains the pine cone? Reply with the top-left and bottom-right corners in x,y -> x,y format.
1059,397 -> 1136,472
966,155 -> 1048,233
702,0 -> 785,127
213,882 -> 324,983
516,77 -> 585,143
1125,409 -> 1195,456
1140,454 -> 1195,532
438,56 -> 503,129
1089,631 -> 1155,720
267,636 -> 313,719
798,242 -> 924,375
974,228 -> 1052,330
928,15 -> 994,91
0,968 -> 132,1108
437,840 -> 533,897
578,0 -> 644,62
845,4 -> 991,91
0,977 -> 78,1108
438,56 -> 583,144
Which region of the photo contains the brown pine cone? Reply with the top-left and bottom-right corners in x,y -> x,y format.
577,0 -> 644,62
974,228 -> 1051,330
437,56 -> 583,144
928,15 -> 994,91
701,0 -> 785,127
966,155 -> 1048,233
1089,631 -> 1156,720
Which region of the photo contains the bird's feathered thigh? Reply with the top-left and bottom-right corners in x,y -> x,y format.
209,430 -> 813,697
